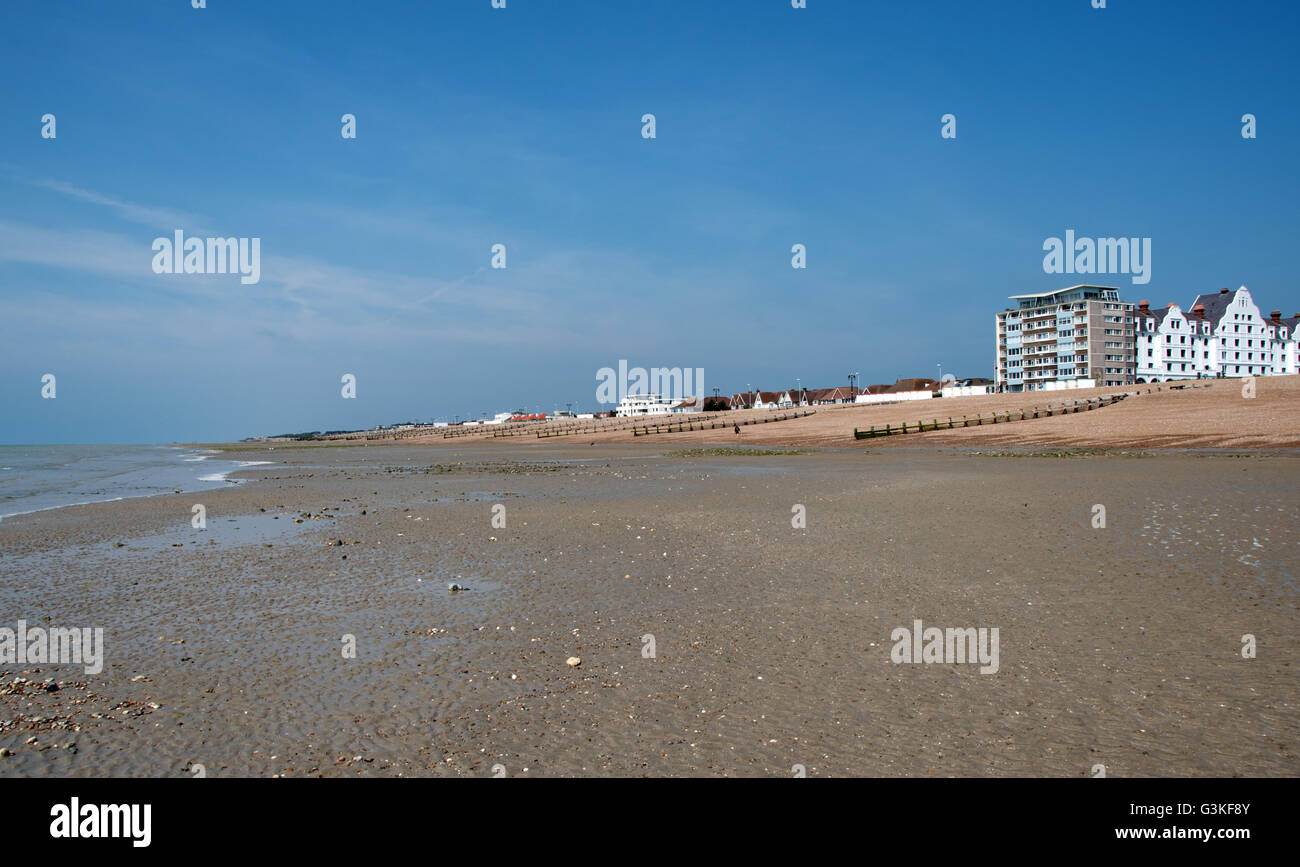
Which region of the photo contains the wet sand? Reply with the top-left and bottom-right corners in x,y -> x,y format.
1,444 -> 1297,777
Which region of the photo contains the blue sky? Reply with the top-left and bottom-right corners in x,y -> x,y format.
2,0 -> 1297,443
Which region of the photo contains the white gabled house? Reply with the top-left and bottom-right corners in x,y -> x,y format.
1134,301 -> 1214,381
1191,286 -> 1275,379
1134,286 -> 1296,382
1265,310 -> 1299,376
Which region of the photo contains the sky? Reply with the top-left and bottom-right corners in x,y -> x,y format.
1,0 -> 1297,444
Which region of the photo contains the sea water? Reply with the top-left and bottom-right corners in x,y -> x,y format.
0,445 -> 270,519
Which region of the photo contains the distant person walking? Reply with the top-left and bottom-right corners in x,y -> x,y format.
734,423 -> 740,435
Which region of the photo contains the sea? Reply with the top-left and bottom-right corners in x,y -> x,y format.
0,445 -> 271,520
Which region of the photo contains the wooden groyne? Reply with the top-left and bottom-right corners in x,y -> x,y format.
633,410 -> 815,437
853,393 -> 1129,440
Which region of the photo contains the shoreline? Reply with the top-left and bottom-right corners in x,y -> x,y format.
0,447 -> 273,523
6,439 -> 1300,527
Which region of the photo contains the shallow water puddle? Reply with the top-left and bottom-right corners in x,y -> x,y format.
125,512 -> 322,553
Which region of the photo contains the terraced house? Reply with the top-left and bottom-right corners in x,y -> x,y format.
1133,286 -> 1297,382
994,285 -> 1136,392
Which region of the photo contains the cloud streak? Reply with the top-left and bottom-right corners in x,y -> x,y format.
32,179 -> 206,233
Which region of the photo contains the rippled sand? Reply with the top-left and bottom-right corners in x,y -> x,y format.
1,445 -> 1296,777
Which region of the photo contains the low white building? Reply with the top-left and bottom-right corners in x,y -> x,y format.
939,384 -> 996,398
614,393 -> 680,417
855,390 -> 934,405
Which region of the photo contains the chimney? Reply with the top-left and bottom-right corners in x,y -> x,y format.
1220,288 -> 1230,294
1138,300 -> 1150,311
1271,310 -> 1282,322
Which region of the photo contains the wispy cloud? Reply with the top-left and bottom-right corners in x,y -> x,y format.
31,179 -> 205,232
0,220 -> 144,280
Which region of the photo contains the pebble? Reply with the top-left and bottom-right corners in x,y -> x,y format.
566,657 -> 582,667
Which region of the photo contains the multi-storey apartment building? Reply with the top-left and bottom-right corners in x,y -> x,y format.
1133,286 -> 1297,381
995,285 -> 1135,392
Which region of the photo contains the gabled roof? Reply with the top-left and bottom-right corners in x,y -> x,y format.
1157,303 -> 1183,326
803,386 -> 859,401
888,378 -> 938,393
1266,313 -> 1299,340
1189,287 -> 1243,326
1136,301 -> 1183,325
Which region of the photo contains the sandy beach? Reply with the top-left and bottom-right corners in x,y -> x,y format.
1,408 -> 1297,775
378,376 -> 1300,451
